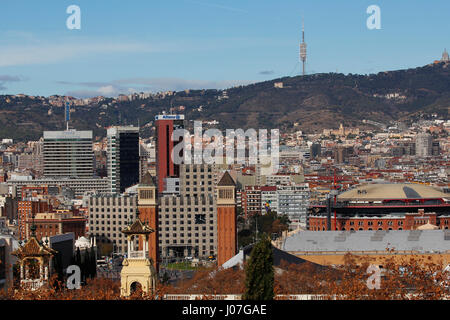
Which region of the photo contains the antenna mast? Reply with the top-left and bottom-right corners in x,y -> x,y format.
65,101 -> 70,131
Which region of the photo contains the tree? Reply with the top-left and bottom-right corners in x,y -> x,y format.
243,234 -> 274,300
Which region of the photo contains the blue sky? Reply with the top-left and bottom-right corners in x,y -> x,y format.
0,0 -> 449,98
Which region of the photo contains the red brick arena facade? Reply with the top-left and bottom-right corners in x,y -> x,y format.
308,183 -> 450,231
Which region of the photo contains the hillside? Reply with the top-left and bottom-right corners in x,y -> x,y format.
0,62 -> 449,141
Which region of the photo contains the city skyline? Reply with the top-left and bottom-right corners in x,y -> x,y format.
0,0 -> 449,98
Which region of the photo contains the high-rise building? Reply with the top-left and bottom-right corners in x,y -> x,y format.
277,184 -> 310,228
432,141 -> 441,156
107,126 -> 140,193
310,143 -> 321,159
415,132 -> 433,157
88,193 -> 137,254
158,164 -> 217,260
155,115 -> 185,194
43,130 -> 93,178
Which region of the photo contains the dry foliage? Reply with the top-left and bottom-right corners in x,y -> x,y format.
1,253 -> 449,300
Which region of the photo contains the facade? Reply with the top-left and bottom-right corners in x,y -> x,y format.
107,126 -> 140,193
139,143 -> 155,182
309,209 -> 450,231
310,143 -> 321,159
415,132 -> 433,157
155,115 -> 185,194
88,193 -> 137,254
241,184 -> 310,226
43,130 -> 93,178
18,200 -> 50,240
242,186 -> 261,218
8,177 -> 110,197
29,210 -> 86,241
158,164 -> 217,260
137,173 -> 159,273
261,186 -> 277,214
277,184 -> 310,227
308,183 -> 450,231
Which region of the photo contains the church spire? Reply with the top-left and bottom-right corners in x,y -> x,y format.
442,48 -> 449,62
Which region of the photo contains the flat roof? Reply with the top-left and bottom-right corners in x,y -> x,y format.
44,130 -> 92,140
282,230 -> 450,254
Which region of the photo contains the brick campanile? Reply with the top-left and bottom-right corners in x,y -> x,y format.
137,173 -> 159,274
216,171 -> 237,267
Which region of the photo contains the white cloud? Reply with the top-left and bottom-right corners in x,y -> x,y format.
0,41 -> 169,67
98,85 -> 117,96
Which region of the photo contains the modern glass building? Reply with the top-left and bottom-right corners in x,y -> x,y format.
107,126 -> 140,193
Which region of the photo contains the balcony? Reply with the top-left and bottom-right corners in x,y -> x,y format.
128,251 -> 148,259
21,279 -> 44,290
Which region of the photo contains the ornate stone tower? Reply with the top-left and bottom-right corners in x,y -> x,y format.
136,172 -> 159,274
12,224 -> 57,290
216,171 -> 237,266
120,219 -> 156,297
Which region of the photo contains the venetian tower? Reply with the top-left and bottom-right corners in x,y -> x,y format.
216,171 -> 237,266
120,218 -> 156,297
136,172 -> 159,274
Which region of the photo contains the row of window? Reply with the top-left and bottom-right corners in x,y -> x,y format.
159,226 -> 214,232
185,166 -> 212,173
90,207 -> 133,212
160,238 -> 214,244
158,207 -> 214,212
159,214 -> 214,219
185,187 -> 212,192
90,214 -> 132,220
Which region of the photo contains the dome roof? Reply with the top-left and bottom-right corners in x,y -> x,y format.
75,236 -> 91,248
417,223 -> 439,230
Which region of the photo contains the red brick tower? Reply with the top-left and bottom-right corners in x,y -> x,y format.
216,171 -> 237,267
137,173 -> 159,274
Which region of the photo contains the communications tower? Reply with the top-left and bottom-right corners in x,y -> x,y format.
300,19 -> 307,76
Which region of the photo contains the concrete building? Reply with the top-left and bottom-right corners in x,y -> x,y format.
261,186 -> 277,214
43,130 -> 94,178
88,193 -> 138,254
242,186 -> 261,218
158,164 -> 218,260
29,210 -> 86,241
277,184 -> 310,228
7,177 -> 110,198
415,132 -> 433,157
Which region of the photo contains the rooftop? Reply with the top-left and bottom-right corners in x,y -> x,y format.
282,230 -> 450,254
338,183 -> 448,201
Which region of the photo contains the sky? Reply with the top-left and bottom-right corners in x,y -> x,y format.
0,0 -> 449,98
